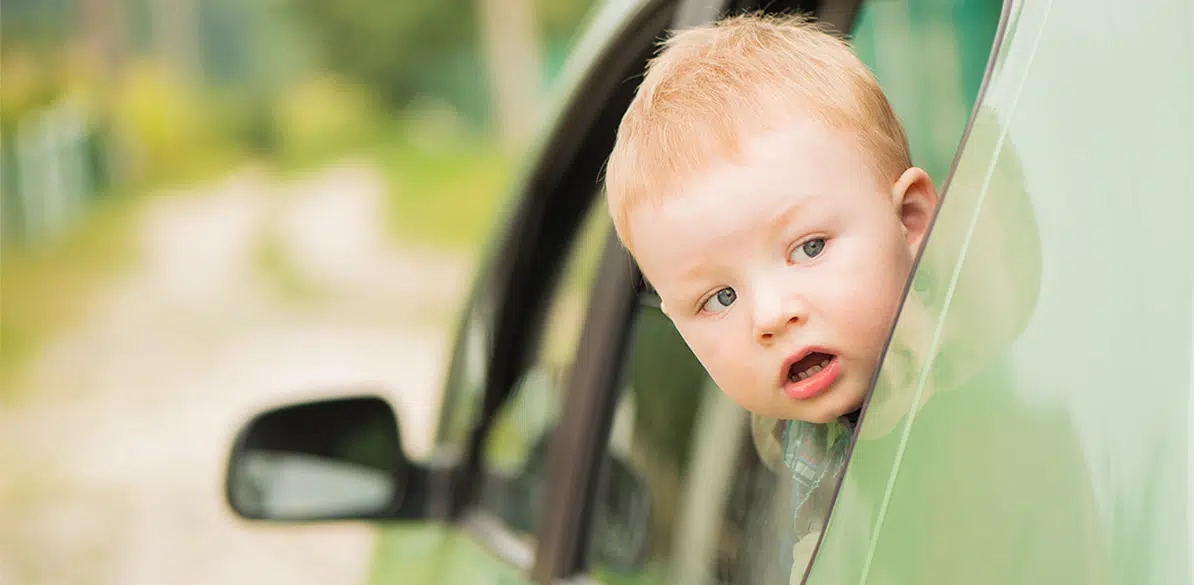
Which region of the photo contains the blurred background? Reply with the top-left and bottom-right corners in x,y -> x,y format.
0,0 -> 602,583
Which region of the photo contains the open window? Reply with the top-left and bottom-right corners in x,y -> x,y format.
578,1 -> 1008,583
587,299 -> 799,585
410,0 -> 683,575
474,199 -> 610,551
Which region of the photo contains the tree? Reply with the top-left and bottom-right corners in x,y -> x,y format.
475,0 -> 541,149
288,0 -> 478,107
287,0 -> 598,145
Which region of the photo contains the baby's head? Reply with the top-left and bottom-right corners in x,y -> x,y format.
605,13 -> 938,423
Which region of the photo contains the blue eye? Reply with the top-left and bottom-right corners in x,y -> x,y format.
790,238 -> 826,262
702,287 -> 737,313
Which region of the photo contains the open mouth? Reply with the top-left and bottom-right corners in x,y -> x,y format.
787,352 -> 835,382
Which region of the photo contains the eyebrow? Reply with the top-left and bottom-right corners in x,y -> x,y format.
769,195 -> 813,232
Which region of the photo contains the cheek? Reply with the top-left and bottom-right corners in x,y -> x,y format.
823,241 -> 914,338
673,320 -> 752,383
675,320 -> 734,365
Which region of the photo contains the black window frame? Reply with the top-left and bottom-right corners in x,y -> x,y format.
422,0 -> 686,576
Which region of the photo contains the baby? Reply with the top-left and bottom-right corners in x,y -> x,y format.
602,11 -> 939,579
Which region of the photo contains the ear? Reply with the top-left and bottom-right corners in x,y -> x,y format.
891,167 -> 939,256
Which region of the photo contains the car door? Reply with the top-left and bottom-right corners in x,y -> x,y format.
809,0 -> 1194,583
367,183 -> 611,585
365,1 -> 683,584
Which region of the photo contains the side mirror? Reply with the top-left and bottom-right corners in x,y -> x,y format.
225,395 -> 426,522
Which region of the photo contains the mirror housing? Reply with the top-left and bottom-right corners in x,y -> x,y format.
225,394 -> 433,522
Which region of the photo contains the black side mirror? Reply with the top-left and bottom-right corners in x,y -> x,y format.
225,394 -> 427,522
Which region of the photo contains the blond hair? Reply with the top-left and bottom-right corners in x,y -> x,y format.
604,12 -> 911,251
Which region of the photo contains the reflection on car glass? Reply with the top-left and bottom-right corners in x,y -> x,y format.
592,309 -> 799,585
749,412 -> 853,583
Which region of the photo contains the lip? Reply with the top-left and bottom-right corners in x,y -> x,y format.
780,348 -> 841,401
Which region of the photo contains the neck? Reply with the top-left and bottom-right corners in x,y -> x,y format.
842,408 -> 862,430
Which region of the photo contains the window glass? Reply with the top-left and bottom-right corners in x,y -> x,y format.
588,304 -> 798,585
434,287 -> 497,460
475,199 -> 611,542
807,1 -> 1193,584
431,0 -> 644,462
851,0 -> 1002,185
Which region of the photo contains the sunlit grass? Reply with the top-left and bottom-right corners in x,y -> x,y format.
0,151 -> 248,404
0,190 -> 143,403
370,134 -> 514,252
0,107 -> 513,405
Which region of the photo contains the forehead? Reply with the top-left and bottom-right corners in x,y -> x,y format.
626,120 -> 883,287
638,116 -> 880,218
629,119 -> 880,240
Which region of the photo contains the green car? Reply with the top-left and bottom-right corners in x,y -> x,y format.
221,0 -> 1194,583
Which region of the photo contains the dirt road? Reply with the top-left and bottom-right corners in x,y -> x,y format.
0,160 -> 471,585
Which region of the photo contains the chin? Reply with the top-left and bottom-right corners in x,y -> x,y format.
795,394 -> 864,424
793,409 -> 839,424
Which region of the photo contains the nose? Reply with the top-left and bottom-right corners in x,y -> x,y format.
752,287 -> 807,343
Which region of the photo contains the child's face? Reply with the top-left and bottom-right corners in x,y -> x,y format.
626,117 -> 936,423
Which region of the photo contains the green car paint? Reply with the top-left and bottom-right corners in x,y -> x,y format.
368,522 -> 531,585
808,0 -> 1192,584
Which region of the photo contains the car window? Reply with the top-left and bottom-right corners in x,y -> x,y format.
850,0 -> 1003,187
585,1 -> 1004,583
475,198 -> 610,544
806,1 -> 1193,584
587,303 -> 798,585
434,285 -> 497,460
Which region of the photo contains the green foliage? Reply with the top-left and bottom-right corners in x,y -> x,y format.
0,62 -> 248,403
0,50 -> 66,132
626,308 -> 707,475
0,0 -> 600,408
369,107 -> 514,249
0,188 -> 144,403
535,0 -> 602,40
0,0 -> 73,53
109,63 -> 225,178
287,0 -> 479,107
271,74 -> 390,169
286,0 -> 600,117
